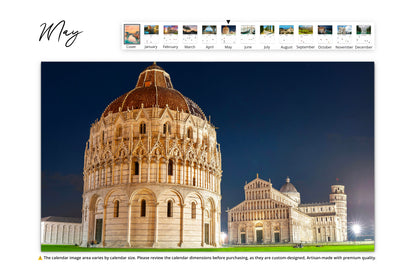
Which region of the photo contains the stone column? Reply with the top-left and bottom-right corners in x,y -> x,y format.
127,201 -> 132,247
86,171 -> 90,191
165,160 -> 168,183
288,209 -> 293,242
101,166 -> 105,187
252,224 -> 256,244
102,203 -> 107,246
97,166 -> 101,188
218,209 -> 221,246
179,203 -> 185,246
111,161 -> 115,186
325,227 -> 329,242
199,165 -> 202,188
237,223 -> 241,244
204,166 -> 208,189
190,163 -> 193,186
91,169 -> 94,190
201,205 -> 205,246
181,160 -> 185,185
92,169 -> 96,189
119,161 -> 122,185
211,170 -> 214,190
212,208 -> 217,246
198,164 -> 202,187
138,158 -> 142,183
104,164 -> 107,187
153,202 -> 160,247
174,158 -> 178,184
195,164 -> 199,187
156,158 -> 160,183
207,170 -> 210,190
147,159 -> 150,182
128,158 -> 132,184
190,163 -> 193,185
80,206 -> 89,247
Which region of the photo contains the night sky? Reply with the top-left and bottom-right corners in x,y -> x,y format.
41,62 -> 374,238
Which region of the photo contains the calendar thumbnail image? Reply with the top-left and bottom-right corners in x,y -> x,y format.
124,24 -> 140,44
183,25 -> 197,34
144,25 -> 159,35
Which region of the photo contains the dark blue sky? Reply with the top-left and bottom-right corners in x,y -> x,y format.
41,62 -> 374,237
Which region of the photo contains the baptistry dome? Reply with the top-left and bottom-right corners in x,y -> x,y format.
102,63 -> 206,120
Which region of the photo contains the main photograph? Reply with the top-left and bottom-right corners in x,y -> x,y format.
41,62 -> 374,251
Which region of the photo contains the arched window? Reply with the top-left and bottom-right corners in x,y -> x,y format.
163,122 -> 171,134
167,200 -> 173,217
117,126 -> 122,137
141,199 -> 146,217
114,200 -> 119,218
165,76 -> 172,88
187,127 -> 192,139
191,202 -> 196,219
134,161 -> 139,175
139,123 -> 146,134
168,159 -> 173,176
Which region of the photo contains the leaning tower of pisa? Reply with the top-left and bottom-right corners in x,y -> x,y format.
329,182 -> 347,241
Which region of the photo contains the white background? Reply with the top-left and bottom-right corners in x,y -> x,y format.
0,0 -> 415,275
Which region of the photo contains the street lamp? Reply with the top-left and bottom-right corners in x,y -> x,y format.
352,224 -> 361,241
220,232 -> 227,245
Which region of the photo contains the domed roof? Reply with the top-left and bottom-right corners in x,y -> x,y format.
280,177 -> 298,193
101,63 -> 206,120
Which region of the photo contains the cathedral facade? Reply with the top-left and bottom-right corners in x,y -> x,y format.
81,64 -> 222,248
227,176 -> 347,244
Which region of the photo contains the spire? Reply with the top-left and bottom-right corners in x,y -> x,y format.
286,176 -> 290,183
256,173 -> 259,178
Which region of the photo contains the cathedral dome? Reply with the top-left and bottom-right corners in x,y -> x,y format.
101,63 -> 206,120
280,177 -> 298,193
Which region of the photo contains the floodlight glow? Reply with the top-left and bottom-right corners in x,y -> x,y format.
352,224 -> 361,235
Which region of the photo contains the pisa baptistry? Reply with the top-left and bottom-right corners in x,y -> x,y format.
80,63 -> 222,248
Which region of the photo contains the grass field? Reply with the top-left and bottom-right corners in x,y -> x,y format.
41,243 -> 374,252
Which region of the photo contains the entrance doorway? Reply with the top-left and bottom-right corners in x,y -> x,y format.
95,219 -> 103,243
241,233 -> 246,244
274,232 -> 280,243
256,229 -> 263,243
204,223 -> 209,245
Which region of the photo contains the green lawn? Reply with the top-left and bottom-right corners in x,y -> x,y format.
41,243 -> 374,252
